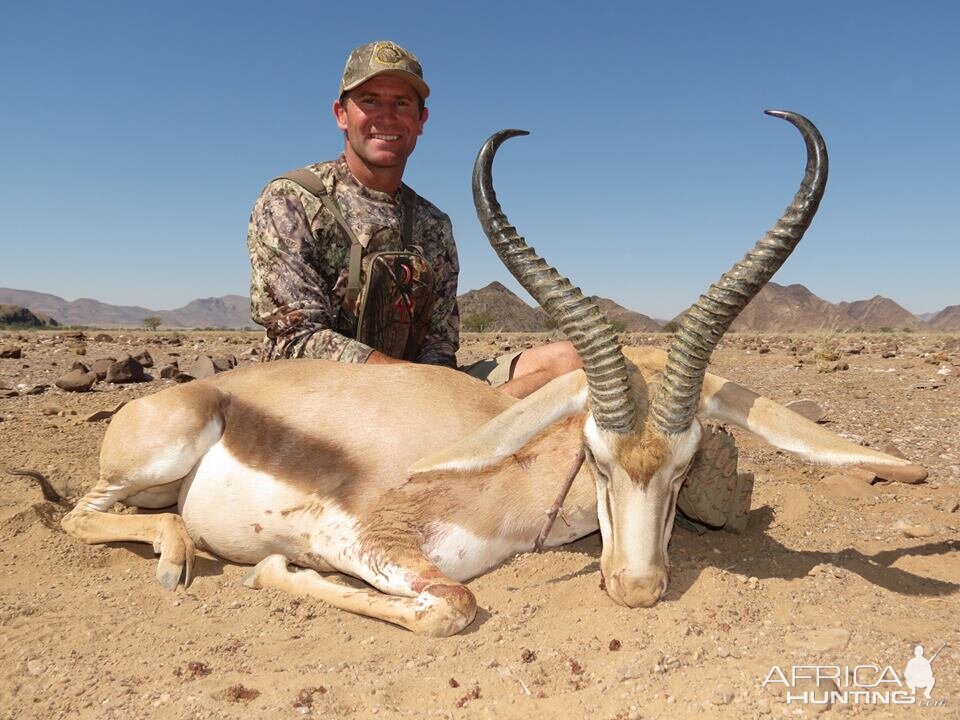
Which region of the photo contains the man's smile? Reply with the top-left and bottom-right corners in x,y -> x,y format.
371,133 -> 401,142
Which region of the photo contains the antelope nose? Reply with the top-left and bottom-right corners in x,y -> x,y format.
606,568 -> 667,608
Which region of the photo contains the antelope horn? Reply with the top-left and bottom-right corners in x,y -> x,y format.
473,130 -> 636,433
651,110 -> 829,435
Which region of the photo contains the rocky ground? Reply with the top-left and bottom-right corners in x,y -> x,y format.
0,330 -> 958,719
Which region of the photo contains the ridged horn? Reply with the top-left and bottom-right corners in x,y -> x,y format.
651,110 -> 829,435
473,130 -> 636,433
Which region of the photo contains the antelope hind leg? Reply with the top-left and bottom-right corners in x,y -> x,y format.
61,381 -> 229,589
243,555 -> 478,637
62,498 -> 196,590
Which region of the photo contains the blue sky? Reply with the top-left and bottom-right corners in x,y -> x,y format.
2,1 -> 957,319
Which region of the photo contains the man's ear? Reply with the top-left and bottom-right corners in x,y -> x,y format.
333,98 -> 348,132
418,106 -> 428,136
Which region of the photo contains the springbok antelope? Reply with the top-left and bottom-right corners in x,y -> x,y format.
59,111 -> 925,636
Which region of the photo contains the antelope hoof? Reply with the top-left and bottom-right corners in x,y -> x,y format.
412,584 -> 478,637
153,515 -> 196,590
242,554 -> 288,590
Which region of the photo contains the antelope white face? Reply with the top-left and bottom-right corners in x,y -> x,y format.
584,416 -> 702,607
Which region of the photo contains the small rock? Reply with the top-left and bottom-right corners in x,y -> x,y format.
159,363 -> 180,379
785,399 -> 826,423
55,368 -> 98,392
211,355 -> 237,372
27,659 -> 45,675
894,520 -> 935,538
106,354 -> 147,383
859,462 -> 927,484
90,357 -> 117,380
94,333 -> 114,342
0,345 -> 22,359
133,349 -> 155,368
181,356 -> 218,380
712,686 -> 735,705
41,405 -> 63,416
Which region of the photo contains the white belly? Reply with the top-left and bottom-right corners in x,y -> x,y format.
178,442 -> 361,571
423,522 -> 525,582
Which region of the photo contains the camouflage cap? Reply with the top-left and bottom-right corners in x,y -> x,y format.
339,40 -> 430,101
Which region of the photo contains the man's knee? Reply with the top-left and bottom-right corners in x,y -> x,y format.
548,340 -> 582,374
513,341 -> 580,380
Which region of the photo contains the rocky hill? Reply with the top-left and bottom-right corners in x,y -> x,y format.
588,296 -> 661,332
835,295 -> 923,330
458,282 -> 548,332
723,283 -> 926,332
929,305 -> 960,331
0,304 -> 58,328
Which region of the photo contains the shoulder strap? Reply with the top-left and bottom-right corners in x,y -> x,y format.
275,168 -> 329,197
275,169 -> 365,304
400,184 -> 416,249
275,170 -> 419,304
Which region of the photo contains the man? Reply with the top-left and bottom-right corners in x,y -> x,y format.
246,40 -> 746,531
246,39 -> 580,398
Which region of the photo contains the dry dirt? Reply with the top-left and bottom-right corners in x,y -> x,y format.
1,330 -> 958,720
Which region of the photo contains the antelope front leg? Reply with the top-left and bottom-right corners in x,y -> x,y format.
243,554 -> 477,637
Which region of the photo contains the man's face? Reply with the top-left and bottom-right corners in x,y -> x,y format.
334,74 -> 428,173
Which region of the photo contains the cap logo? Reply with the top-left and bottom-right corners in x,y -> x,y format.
374,43 -> 404,66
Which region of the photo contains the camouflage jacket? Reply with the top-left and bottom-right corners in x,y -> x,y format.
247,156 -> 460,366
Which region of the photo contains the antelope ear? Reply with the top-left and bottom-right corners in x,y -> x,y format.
697,371 -> 926,480
408,370 -> 588,474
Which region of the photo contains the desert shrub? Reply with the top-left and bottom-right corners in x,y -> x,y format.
463,312 -> 493,333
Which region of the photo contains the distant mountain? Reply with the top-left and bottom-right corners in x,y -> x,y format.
929,305 -> 960,332
724,283 -> 925,332
458,282 -> 548,332
0,288 -> 252,329
2,283 -> 956,333
588,296 -> 661,332
835,296 -> 922,330
0,288 -> 154,327
160,295 -> 252,329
